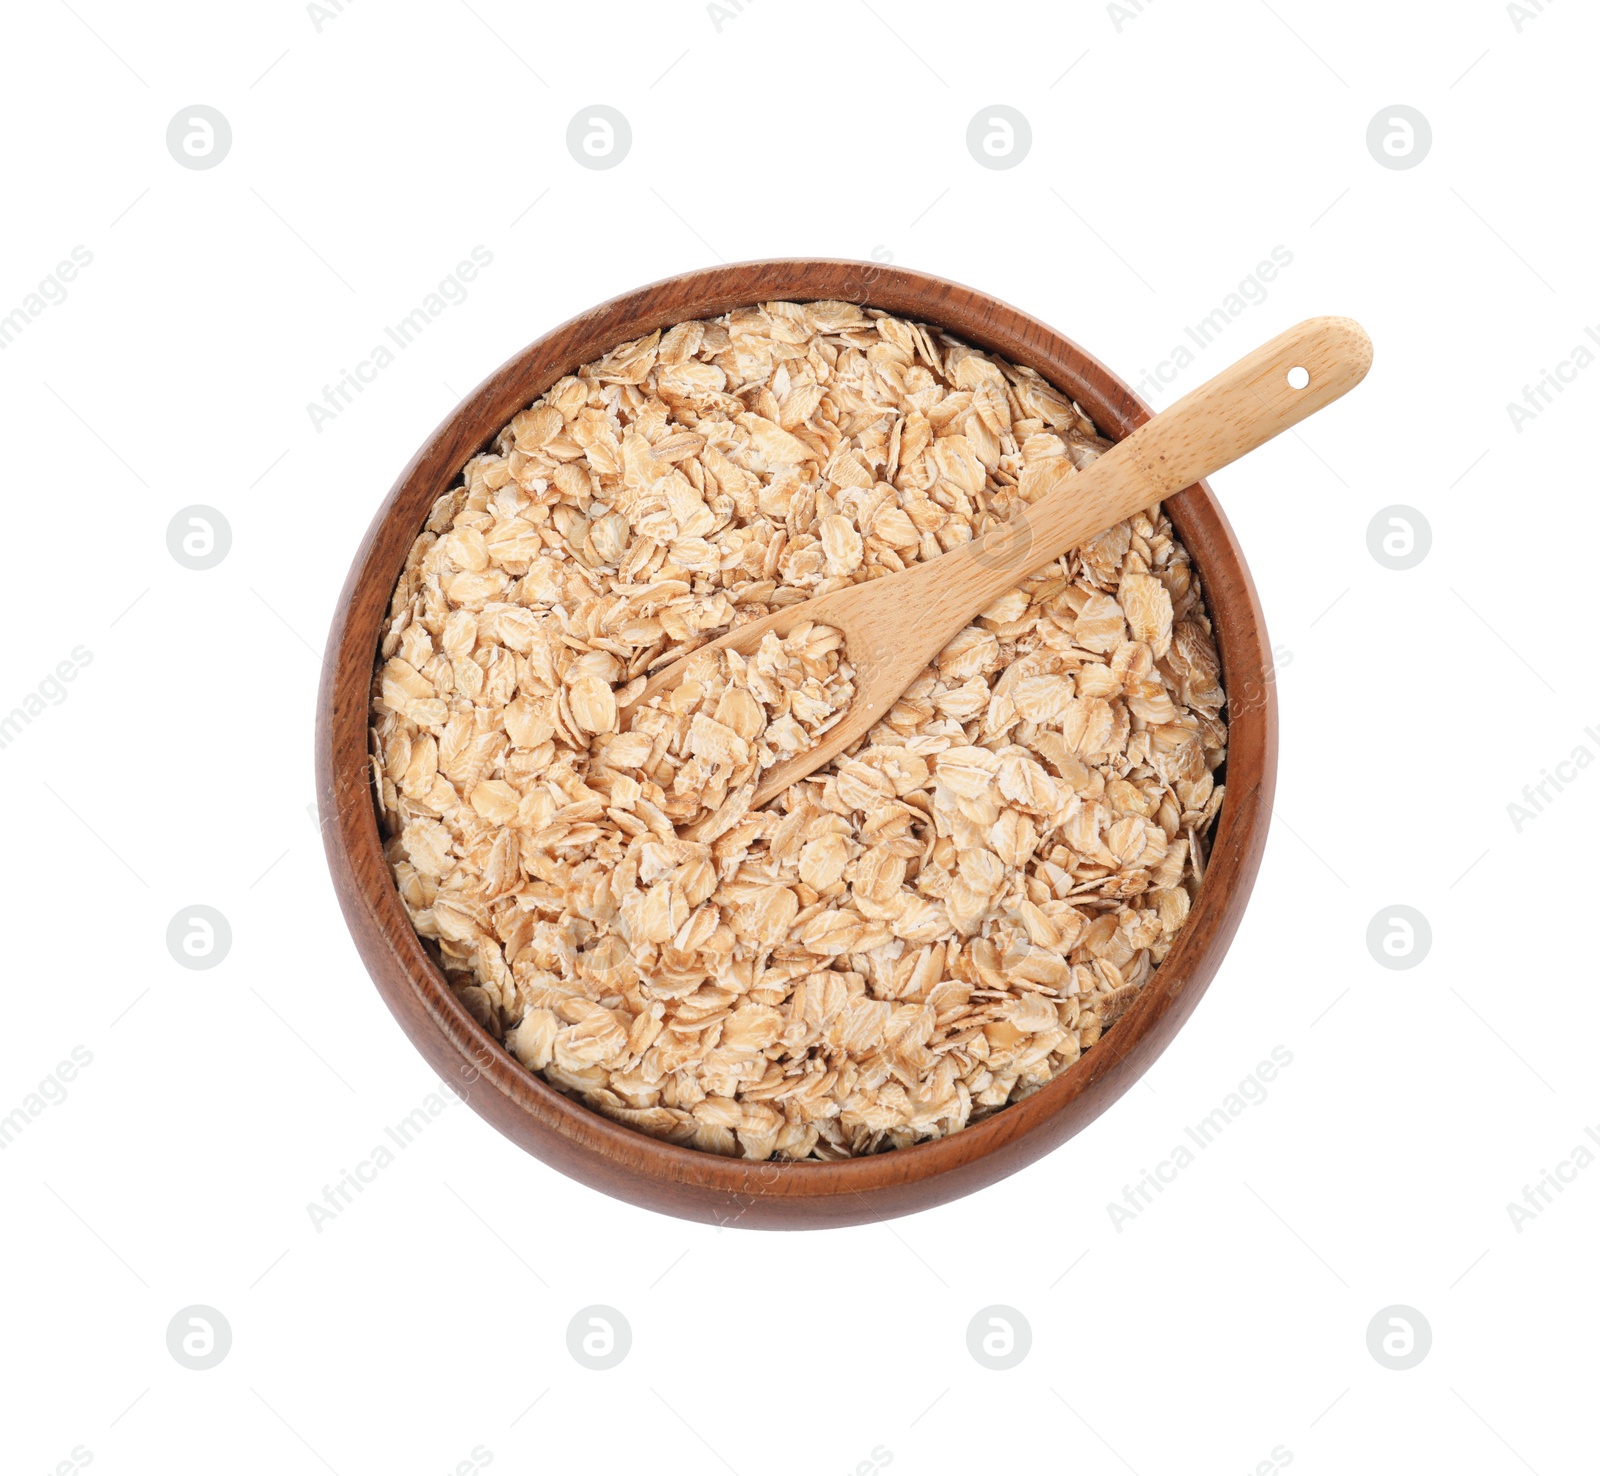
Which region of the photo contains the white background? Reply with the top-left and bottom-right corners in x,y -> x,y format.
2,1 -> 1594,1471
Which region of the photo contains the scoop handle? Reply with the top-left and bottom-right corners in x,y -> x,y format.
962,315 -> 1373,598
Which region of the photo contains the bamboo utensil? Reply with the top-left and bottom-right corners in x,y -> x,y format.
624,316 -> 1371,823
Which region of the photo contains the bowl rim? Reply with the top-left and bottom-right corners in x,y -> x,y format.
316,257 -> 1278,1228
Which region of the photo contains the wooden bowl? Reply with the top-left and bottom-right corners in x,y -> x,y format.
316,260 -> 1278,1229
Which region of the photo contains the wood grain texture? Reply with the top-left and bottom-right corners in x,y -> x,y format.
636,316 -> 1367,815
315,259 -> 1282,1229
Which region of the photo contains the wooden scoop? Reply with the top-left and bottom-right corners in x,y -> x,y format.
622,316 -> 1372,819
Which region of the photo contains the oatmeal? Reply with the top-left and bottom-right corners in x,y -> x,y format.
370,300 -> 1227,1161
